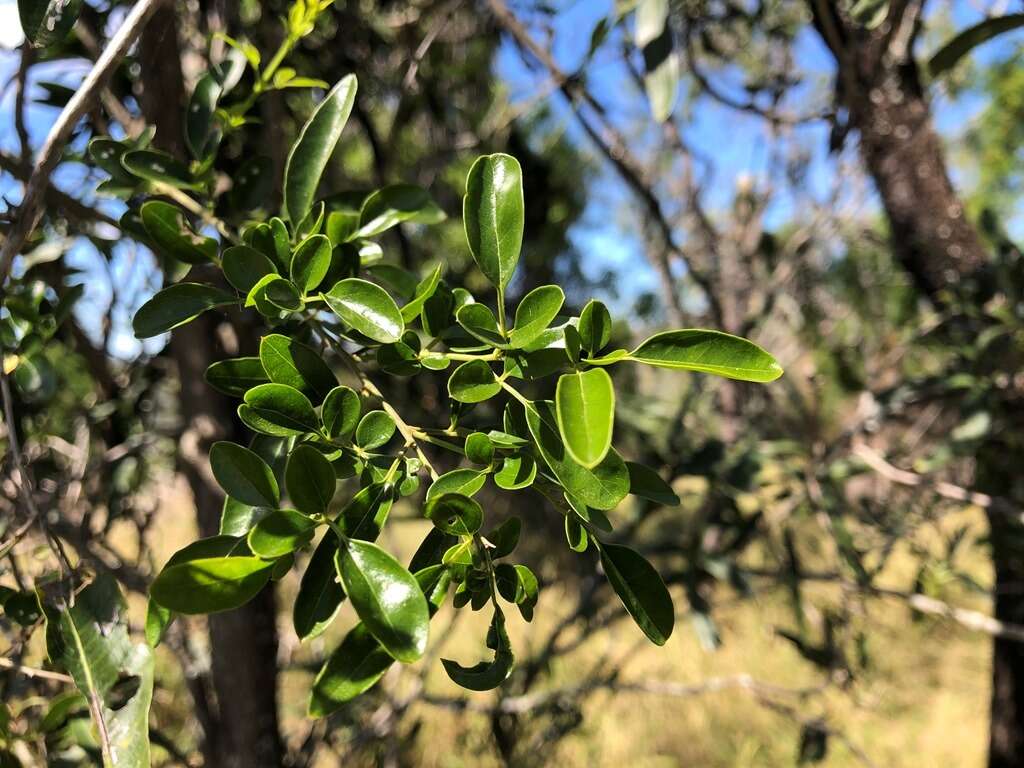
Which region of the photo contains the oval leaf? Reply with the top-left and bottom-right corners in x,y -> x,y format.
133,283 -> 235,339
323,278 -> 404,343
151,557 -> 273,614
463,153 -> 524,293
247,509 -> 317,558
555,368 -> 615,469
210,441 -> 280,507
259,333 -> 337,401
629,329 -> 782,382
448,360 -> 500,403
285,444 -> 336,515
509,285 -> 564,348
598,542 -> 674,645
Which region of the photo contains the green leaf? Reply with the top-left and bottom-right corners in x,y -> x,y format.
204,356 -> 268,397
463,153 -> 524,293
565,514 -> 589,552
555,368 -> 615,469
493,454 -> 536,490
448,360 -> 501,403
150,557 -> 273,614
928,14 -> 1024,78
525,400 -> 629,510
578,299 -> 612,354
210,441 -> 280,507
426,469 -> 487,501
425,493 -> 483,536
464,432 -> 494,465
321,385 -> 361,439
290,234 -> 332,294
356,184 -> 445,238
145,598 -> 171,648
133,283 -> 235,338
628,329 -> 783,382
259,334 -> 337,400
140,201 -> 217,265
626,461 -> 679,506
355,410 -> 396,449
442,611 -> 514,691
122,149 -> 200,190
309,568 -> 449,715
223,245 -> 278,293
335,539 -> 429,663
339,483 -> 394,541
247,509 -> 317,558
509,285 -> 564,348
400,263 -> 444,322
487,517 -> 522,558
294,534 -> 345,641
186,73 -> 222,160
284,75 -> 358,223
598,542 -> 674,645
456,302 -> 508,348
285,444 -> 336,515
19,0 -> 82,47
240,383 -> 319,435
263,277 -> 303,311
323,278 -> 405,343
45,575 -> 152,768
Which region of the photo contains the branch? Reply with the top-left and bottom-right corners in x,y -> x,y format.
0,655 -> 74,684
0,0 -> 167,284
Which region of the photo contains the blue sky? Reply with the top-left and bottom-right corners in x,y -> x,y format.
0,0 -> 1021,357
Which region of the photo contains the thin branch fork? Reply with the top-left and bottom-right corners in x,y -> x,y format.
0,0 -> 167,285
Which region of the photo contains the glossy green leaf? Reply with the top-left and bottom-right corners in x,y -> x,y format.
565,515 -> 589,552
284,75 -> 358,223
140,201 -> 217,265
210,441 -> 280,507
524,400 -> 629,511
247,509 -> 317,558
122,149 -> 200,190
133,283 -> 235,339
599,542 -> 674,645
400,263 -> 444,322
442,611 -> 514,691
626,461 -> 679,506
628,329 -> 783,382
323,278 -> 404,343
425,493 -> 483,536
555,368 -> 615,469
456,303 -> 507,348
150,556 -> 273,614
219,497 -> 270,537
240,383 -> 319,435
426,469 -> 487,501
294,534 -> 345,641
355,410 -> 396,449
335,539 -> 429,663
45,575 -> 152,768
290,234 -> 332,294
263,277 -> 302,311
20,0 -> 82,47
339,483 -> 394,541
487,517 -> 522,558
493,454 -> 536,490
186,73 -> 222,159
448,360 -> 500,403
285,444 -> 336,514
356,184 -> 445,238
464,432 -> 494,465
223,245 -> 278,293
579,299 -> 612,354
259,334 -> 337,401
463,153 -> 524,293
509,285 -> 564,348
321,385 -> 361,439
204,356 -> 269,397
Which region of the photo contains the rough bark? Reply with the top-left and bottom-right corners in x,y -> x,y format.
136,9 -> 285,767
806,3 -> 1018,765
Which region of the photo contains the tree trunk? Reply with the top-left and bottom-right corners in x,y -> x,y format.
136,9 -> 285,767
806,4 -> 1019,765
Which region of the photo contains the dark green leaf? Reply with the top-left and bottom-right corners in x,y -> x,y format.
565,515 -> 588,552
335,539 -> 429,663
425,493 -> 483,536
186,74 -> 222,160
339,483 -> 394,540
151,557 -> 273,614
286,444 -> 336,514
284,75 -> 358,223
463,153 -> 524,293
321,385 -> 361,439
426,469 -> 486,501
626,461 -> 679,506
122,149 -> 200,190
323,278 -> 405,343
928,14 -> 1024,77
598,542 -> 674,645
223,245 -> 277,293
578,299 -> 612,354
247,509 -> 317,558
400,263 -> 444,323
448,359 -> 500,403
290,234 -> 332,294
133,283 -> 235,339
456,303 -> 507,348
356,184 -> 445,237
294,534 -> 345,641
464,432 -> 494,465
628,329 -> 783,382
204,357 -> 268,397
141,201 -> 217,265
442,611 -> 513,691
240,383 -> 319,435
210,441 -> 280,507
509,285 -> 564,348
259,334 -> 337,401
20,0 -> 82,47
355,410 -> 396,449
555,368 -> 615,469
